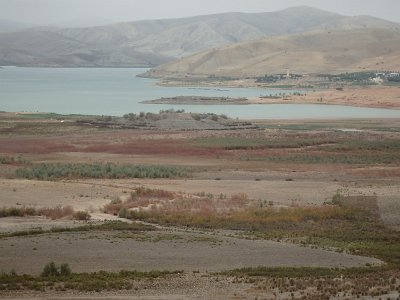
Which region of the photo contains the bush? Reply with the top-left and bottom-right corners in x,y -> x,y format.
118,207 -> 129,219
0,269 -> 180,292
41,262 -> 72,277
0,206 -> 74,219
40,206 -> 74,220
15,163 -> 188,180
104,187 -> 175,216
41,262 -> 59,277
0,207 -> 33,217
191,114 -> 201,121
73,211 -> 91,221
123,113 -> 137,121
0,155 -> 30,165
60,263 -> 71,276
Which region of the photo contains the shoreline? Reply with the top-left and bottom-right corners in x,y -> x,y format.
155,80 -> 400,110
2,112 -> 400,124
141,96 -> 400,110
246,96 -> 400,110
140,96 -> 249,105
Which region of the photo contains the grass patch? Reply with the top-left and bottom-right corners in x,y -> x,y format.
104,187 -> 175,216
126,204 -> 368,231
260,153 -> 400,165
218,266 -> 399,299
238,138 -> 400,165
0,155 -> 30,165
259,123 -> 335,131
330,139 -> 400,151
0,206 -> 77,220
0,269 -> 181,292
111,192 -> 400,267
15,163 -> 188,180
13,113 -> 65,120
104,190 -> 250,217
220,266 -> 381,278
0,207 -> 38,218
258,122 -> 400,132
191,136 -> 335,150
267,85 -> 296,88
0,221 -> 155,239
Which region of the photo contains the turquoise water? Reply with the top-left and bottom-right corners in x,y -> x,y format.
1,67 -> 399,119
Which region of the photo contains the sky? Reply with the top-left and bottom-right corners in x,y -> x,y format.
1,0 -> 400,25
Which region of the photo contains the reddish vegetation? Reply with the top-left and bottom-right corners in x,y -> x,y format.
104,187 -> 252,217
82,140 -> 225,157
0,139 -> 77,154
39,206 -> 74,220
0,137 -> 225,157
104,187 -> 176,215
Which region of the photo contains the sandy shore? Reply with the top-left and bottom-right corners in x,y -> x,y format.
247,86 -> 400,109
158,79 -> 400,109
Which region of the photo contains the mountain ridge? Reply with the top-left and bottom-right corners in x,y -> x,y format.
0,6 -> 399,67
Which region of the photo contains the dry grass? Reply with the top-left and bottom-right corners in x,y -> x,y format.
103,190 -> 400,266
104,187 -> 250,217
0,205 -> 88,220
39,206 -> 74,220
104,187 -> 176,216
127,201 -> 366,231
104,188 -> 367,230
0,268 -> 181,292
223,267 -> 400,300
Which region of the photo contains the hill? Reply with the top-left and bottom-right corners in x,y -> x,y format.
0,6 -> 399,67
0,30 -> 171,67
0,19 -> 37,33
143,28 -> 400,78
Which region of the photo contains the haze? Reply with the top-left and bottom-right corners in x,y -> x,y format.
1,0 -> 400,26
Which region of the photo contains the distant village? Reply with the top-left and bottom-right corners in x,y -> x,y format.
372,71 -> 400,83
256,70 -> 400,84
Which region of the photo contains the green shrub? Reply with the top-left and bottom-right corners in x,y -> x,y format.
0,155 -> 30,165
41,262 -> 72,277
0,269 -> 180,292
41,262 -> 59,277
0,206 -> 74,218
0,221 -> 155,239
191,114 -> 201,121
15,163 -> 188,180
60,263 -> 71,276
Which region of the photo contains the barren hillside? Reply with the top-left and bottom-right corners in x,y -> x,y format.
0,6 -> 399,67
144,28 -> 400,78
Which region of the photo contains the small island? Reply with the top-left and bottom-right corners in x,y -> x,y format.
140,96 -> 249,105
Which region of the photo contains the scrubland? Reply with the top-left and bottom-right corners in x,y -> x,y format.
0,112 -> 400,299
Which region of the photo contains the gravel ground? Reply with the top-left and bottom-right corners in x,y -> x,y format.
0,228 -> 381,275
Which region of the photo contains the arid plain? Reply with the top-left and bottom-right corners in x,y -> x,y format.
2,2 -> 400,299
1,110 -> 400,299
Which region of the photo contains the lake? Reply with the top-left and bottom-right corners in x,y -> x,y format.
1,67 -> 400,119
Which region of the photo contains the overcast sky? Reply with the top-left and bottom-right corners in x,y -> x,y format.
1,0 -> 400,25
